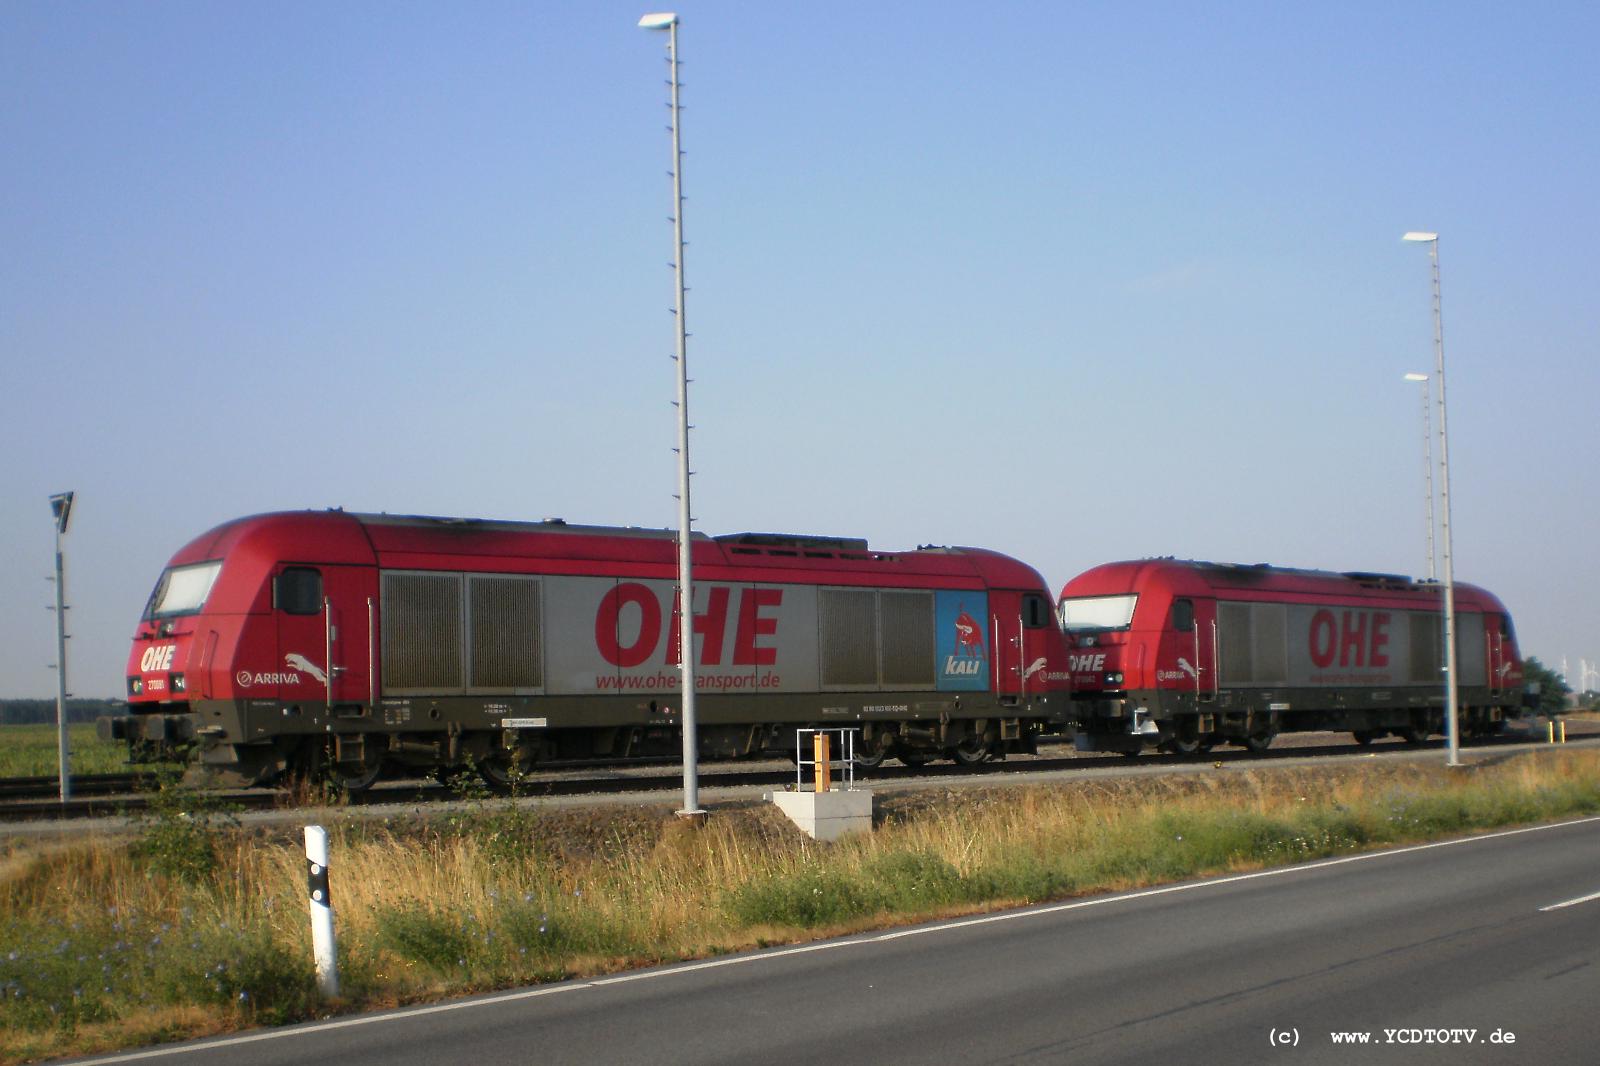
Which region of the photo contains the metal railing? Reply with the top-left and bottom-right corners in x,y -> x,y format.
794,728 -> 860,793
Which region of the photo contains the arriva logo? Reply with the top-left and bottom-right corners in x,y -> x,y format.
234,670 -> 304,688
139,644 -> 177,672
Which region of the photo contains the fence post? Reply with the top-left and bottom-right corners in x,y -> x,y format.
305,825 -> 339,997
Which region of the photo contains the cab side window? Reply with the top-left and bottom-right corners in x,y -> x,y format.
1171,599 -> 1195,632
1022,593 -> 1052,629
274,567 -> 323,615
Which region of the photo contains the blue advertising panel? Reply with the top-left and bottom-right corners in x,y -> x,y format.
935,591 -> 989,691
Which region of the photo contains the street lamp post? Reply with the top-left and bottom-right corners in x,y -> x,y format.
1402,231 -> 1459,767
49,491 -> 75,801
639,11 -> 705,819
1402,372 -> 1436,581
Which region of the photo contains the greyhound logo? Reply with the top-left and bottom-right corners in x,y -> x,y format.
1177,657 -> 1198,680
1023,657 -> 1048,682
953,606 -> 987,660
285,653 -> 328,685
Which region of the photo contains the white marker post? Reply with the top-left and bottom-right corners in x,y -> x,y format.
305,825 -> 339,997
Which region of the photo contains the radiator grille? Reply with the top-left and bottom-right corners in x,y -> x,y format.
1219,602 -> 1287,684
1456,612 -> 1487,686
1219,602 -> 1252,683
1408,611 -> 1441,684
1251,604 -> 1288,683
879,590 -> 935,687
469,576 -> 543,691
381,572 -> 463,692
820,589 -> 877,687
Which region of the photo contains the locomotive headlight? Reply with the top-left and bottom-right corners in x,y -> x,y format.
171,673 -> 186,693
128,676 -> 144,696
1105,672 -> 1124,686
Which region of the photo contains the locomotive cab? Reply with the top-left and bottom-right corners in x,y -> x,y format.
102,560 -> 224,756
1059,583 -> 1220,754
128,560 -> 222,703
101,512 -> 385,784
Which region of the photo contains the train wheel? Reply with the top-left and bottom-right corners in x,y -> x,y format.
334,758 -> 384,793
1351,730 -> 1377,746
950,737 -> 991,766
1159,731 -> 1201,756
479,755 -> 532,795
1400,711 -> 1434,745
431,764 -> 468,786
1244,731 -> 1276,754
307,741 -> 382,793
852,747 -> 886,769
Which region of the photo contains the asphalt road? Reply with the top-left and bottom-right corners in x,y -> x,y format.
72,814 -> 1600,1066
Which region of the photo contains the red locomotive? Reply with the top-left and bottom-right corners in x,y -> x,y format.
103,510 -> 1073,787
1057,559 -> 1524,754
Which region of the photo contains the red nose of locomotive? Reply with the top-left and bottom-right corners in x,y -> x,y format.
127,622 -> 197,703
1064,631 -> 1129,691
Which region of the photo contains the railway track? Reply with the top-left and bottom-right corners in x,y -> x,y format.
3,723 -> 1592,825
0,772 -> 157,801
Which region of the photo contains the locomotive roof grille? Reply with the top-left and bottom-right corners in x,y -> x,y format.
715,532 -> 870,552
1340,571 -> 1417,589
355,512 -> 700,540
288,512 -> 975,564
1157,559 -> 1428,589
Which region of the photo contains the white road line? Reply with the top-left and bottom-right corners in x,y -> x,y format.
69,813 -> 1600,1065
1539,889 -> 1600,912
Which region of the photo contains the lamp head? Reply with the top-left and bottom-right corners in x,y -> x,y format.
638,12 -> 678,29
49,491 -> 74,534
1403,373 -> 1428,382
1402,231 -> 1438,243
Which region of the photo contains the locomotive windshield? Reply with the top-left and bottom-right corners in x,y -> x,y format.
1058,594 -> 1138,631
143,561 -> 222,619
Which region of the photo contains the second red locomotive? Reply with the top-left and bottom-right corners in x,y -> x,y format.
1058,559 -> 1524,754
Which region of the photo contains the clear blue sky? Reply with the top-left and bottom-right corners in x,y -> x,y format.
2,1 -> 1595,699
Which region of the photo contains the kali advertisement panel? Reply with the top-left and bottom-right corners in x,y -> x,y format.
935,590 -> 990,691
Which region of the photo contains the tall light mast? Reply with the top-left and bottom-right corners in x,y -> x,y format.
1403,231 -> 1459,768
639,12 -> 704,819
49,491 -> 75,801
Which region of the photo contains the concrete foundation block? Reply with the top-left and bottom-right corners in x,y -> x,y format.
769,788 -> 873,841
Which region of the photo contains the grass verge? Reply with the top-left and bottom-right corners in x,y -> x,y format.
0,724 -> 177,779
3,748 -> 1598,1063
